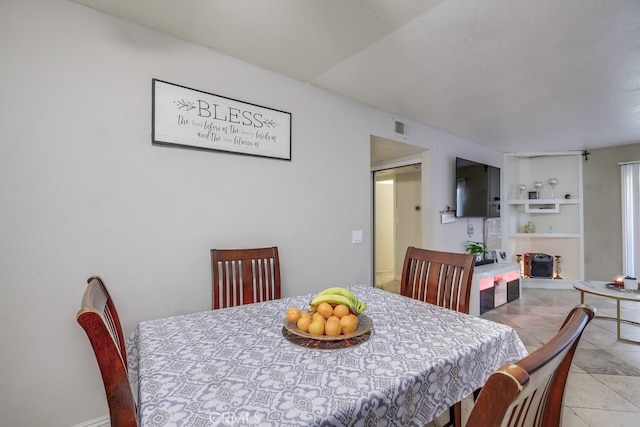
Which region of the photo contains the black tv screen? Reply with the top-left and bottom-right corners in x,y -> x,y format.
455,157 -> 500,218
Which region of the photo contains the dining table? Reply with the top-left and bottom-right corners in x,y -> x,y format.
127,284 -> 528,426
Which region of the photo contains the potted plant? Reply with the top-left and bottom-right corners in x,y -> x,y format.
465,241 -> 488,264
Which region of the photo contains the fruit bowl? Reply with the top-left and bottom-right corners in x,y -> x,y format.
283,314 -> 373,341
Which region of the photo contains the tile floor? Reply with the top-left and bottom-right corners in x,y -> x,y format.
376,277 -> 640,426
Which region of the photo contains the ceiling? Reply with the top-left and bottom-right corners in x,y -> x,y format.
74,0 -> 640,153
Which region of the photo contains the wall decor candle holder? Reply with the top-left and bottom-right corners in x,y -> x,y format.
554,255 -> 562,279
532,181 -> 543,199
548,178 -> 558,198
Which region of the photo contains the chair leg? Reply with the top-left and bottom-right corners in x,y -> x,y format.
445,402 -> 462,427
445,388 -> 480,427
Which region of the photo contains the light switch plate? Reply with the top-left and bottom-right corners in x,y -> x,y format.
352,230 -> 363,244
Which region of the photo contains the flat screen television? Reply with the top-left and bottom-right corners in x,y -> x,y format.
455,157 -> 501,218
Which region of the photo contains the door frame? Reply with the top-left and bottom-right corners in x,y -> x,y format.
372,161 -> 423,288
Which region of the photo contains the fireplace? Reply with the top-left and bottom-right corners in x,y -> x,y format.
523,253 -> 555,278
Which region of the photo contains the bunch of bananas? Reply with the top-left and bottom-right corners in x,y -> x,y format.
309,287 -> 367,314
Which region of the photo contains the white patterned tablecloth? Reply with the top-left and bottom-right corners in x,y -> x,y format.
128,285 -> 527,426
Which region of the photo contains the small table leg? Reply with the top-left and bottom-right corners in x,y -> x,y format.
617,299 -> 622,341
580,288 -> 640,344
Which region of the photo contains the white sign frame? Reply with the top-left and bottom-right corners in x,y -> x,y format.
152,79 -> 291,160
496,249 -> 510,263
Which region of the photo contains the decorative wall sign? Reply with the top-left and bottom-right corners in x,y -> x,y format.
152,79 -> 291,160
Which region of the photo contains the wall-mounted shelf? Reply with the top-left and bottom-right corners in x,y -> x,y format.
507,233 -> 581,238
507,199 -> 580,205
502,152 -> 584,282
525,202 -> 559,213
507,199 -> 580,214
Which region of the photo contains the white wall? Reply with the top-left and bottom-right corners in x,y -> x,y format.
0,1 -> 502,425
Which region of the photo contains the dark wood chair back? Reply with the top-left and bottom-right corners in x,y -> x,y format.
466,304 -> 596,427
400,246 -> 475,314
211,246 -> 281,309
76,276 -> 137,427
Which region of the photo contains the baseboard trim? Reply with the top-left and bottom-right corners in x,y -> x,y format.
72,415 -> 110,427
521,278 -> 576,290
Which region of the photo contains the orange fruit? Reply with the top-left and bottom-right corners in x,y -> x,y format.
340,314 -> 359,333
333,304 -> 350,318
325,317 -> 342,336
300,311 -> 312,320
308,320 -> 325,336
296,317 -> 311,332
312,312 -> 326,323
316,302 -> 334,319
286,307 -> 302,323
296,316 -> 312,333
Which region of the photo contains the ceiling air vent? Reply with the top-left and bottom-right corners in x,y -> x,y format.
394,120 -> 410,137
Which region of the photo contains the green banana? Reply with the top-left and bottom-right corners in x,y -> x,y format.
308,286 -> 368,314
309,293 -> 353,309
355,300 -> 367,314
318,286 -> 356,299
317,286 -> 358,308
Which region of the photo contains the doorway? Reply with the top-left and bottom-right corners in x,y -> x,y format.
373,164 -> 422,291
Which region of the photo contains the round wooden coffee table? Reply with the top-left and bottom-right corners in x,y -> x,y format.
573,281 -> 640,344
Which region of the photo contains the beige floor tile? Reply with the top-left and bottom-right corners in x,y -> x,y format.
515,328 -> 544,346
609,350 -> 640,367
565,373 -> 638,411
581,330 -> 640,351
520,325 -> 563,343
570,362 -> 586,374
569,408 -> 640,427
562,407 -> 590,427
497,313 -> 545,329
591,374 -> 640,408
574,338 -> 599,350
528,304 -> 579,318
588,319 -> 619,334
573,348 -> 640,375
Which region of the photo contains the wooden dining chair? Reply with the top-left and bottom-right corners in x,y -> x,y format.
466,304 -> 596,427
400,246 -> 475,427
76,276 -> 138,427
400,246 -> 475,314
211,246 -> 281,309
